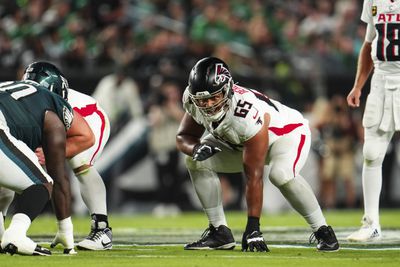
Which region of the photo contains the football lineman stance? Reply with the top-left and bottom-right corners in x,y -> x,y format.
176,57 -> 339,252
346,0 -> 400,242
0,76 -> 93,255
23,62 -> 113,250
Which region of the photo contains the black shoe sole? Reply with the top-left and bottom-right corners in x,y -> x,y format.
2,243 -> 51,256
3,243 -> 18,255
184,243 -> 236,250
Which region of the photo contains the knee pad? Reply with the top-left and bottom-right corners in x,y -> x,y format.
269,165 -> 294,187
363,141 -> 385,166
185,155 -> 202,170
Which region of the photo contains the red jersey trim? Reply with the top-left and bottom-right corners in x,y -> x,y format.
293,134 -> 306,176
269,123 -> 303,136
73,104 -> 106,165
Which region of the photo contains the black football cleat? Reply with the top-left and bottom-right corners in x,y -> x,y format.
184,225 -> 236,250
33,245 -> 52,256
310,225 -> 339,252
2,243 -> 51,256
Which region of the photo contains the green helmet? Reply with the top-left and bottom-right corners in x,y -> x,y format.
23,61 -> 69,100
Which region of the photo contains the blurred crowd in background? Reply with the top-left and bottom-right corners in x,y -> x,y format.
1,0 -> 400,215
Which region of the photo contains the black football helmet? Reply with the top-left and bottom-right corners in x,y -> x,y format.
188,57 -> 233,121
23,61 -> 69,100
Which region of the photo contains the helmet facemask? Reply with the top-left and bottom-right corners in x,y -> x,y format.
189,78 -> 233,122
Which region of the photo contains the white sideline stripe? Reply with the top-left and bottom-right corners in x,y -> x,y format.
105,244 -> 400,251
39,241 -> 400,251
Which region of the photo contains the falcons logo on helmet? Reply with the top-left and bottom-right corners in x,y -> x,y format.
214,63 -> 231,85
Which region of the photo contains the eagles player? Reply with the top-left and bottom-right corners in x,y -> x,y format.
22,62 -> 113,251
176,57 -> 339,252
0,77 -> 93,255
346,0 -> 400,242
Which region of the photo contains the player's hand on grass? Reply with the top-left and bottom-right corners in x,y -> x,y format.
241,230 -> 269,252
192,143 -> 221,161
50,217 -> 77,255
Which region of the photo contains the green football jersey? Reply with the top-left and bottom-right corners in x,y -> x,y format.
0,80 -> 73,150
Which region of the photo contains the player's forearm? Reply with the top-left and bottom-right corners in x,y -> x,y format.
245,175 -> 264,218
176,134 -> 200,156
353,42 -> 373,91
52,177 -> 72,220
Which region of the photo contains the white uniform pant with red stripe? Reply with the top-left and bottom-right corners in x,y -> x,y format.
186,122 -> 311,187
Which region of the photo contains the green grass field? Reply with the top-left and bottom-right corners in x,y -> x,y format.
1,209 -> 400,267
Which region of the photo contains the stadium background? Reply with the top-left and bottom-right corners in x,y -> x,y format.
1,0 -> 400,216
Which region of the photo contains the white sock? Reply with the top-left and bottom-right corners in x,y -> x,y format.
0,187 -> 14,215
0,212 -> 4,240
204,205 -> 227,227
188,168 -> 227,227
278,175 -> 327,231
303,209 -> 327,232
76,166 -> 108,215
7,213 -> 31,235
362,164 -> 382,225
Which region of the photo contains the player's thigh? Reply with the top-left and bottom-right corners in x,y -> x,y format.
362,74 -> 384,129
0,132 -> 52,192
69,108 -> 111,168
268,130 -> 311,186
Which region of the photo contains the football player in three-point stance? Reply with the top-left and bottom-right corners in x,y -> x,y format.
346,0 -> 400,242
176,57 -> 339,252
0,76 -> 94,255
23,62 -> 113,251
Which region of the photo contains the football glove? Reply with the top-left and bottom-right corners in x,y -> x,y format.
241,230 -> 269,252
50,217 -> 77,255
192,143 -> 222,161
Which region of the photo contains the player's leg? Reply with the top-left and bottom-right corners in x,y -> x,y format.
74,165 -> 112,250
71,109 -> 112,250
183,135 -> 241,250
0,129 -> 52,255
347,127 -> 391,242
0,187 -> 15,247
268,126 -> 338,251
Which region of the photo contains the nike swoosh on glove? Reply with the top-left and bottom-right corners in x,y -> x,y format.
241,230 -> 269,252
192,143 -> 222,161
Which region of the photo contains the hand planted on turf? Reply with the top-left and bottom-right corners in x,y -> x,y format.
51,227 -> 77,254
192,143 -> 222,161
241,230 -> 269,252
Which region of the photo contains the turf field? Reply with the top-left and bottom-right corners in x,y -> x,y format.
1,209 -> 400,267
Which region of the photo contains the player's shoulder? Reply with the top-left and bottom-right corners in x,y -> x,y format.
0,80 -> 56,98
68,88 -> 96,106
0,80 -> 41,88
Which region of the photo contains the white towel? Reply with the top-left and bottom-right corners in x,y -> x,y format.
379,76 -> 400,132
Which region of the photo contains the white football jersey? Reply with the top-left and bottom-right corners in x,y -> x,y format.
183,84 -> 307,150
68,89 -> 110,167
362,0 -> 400,73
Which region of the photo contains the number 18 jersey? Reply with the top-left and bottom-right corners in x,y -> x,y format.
362,0 -> 400,73
183,84 -> 307,150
